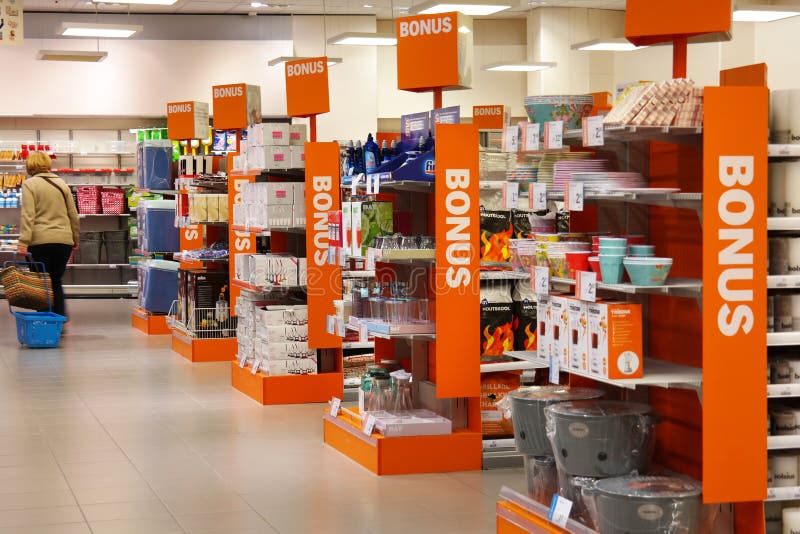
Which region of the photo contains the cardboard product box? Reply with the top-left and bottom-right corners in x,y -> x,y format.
290,145 -> 305,168
549,295 -> 570,370
246,146 -> 263,170
265,182 -> 294,205
262,123 -> 291,146
265,358 -> 318,376
536,295 -> 551,363
270,204 -> 294,228
232,154 -> 246,173
360,202 -> 393,255
567,298 -> 589,373
232,203 -> 246,227
265,342 -> 316,361
177,268 -> 199,327
257,305 -> 309,327
290,124 -> 307,146
206,195 -> 220,223
292,204 -> 306,227
328,210 -> 343,249
246,123 -> 263,146
235,254 -> 251,283
293,182 -> 306,205
351,202 -> 363,257
588,301 -> 643,379
298,258 -> 307,286
342,202 -> 352,253
264,146 -> 290,169
261,324 -> 309,343
187,271 -> 230,326
480,372 -> 519,437
249,255 -> 299,287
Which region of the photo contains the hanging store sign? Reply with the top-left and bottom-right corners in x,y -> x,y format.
285,56 -> 331,118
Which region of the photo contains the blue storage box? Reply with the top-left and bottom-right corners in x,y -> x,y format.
140,260 -> 179,314
138,200 -> 179,253
137,140 -> 174,191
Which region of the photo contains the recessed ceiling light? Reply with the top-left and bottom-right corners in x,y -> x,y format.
733,4 -> 800,22
327,32 -> 397,46
571,38 -> 647,51
458,25 -> 470,33
482,61 -> 556,72
60,22 -> 142,38
91,0 -> 178,4
410,0 -> 511,16
37,50 -> 108,62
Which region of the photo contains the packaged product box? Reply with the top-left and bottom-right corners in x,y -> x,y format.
360,201 -> 393,255
256,305 -> 309,327
292,204 -> 306,227
260,324 -> 309,343
246,146 -> 263,170
187,271 -> 230,326
342,202 -> 352,252
232,203 -> 245,227
265,182 -> 294,205
513,281 -> 537,351
480,209 -> 513,263
290,145 -> 305,168
567,297 -> 589,372
588,301 -> 643,379
206,195 -> 220,222
265,342 -> 316,361
536,295 -> 551,362
265,358 -> 318,376
328,210 -> 343,249
235,253 -> 251,283
480,372 -> 520,437
250,254 -> 299,287
298,257 -> 307,286
549,295 -> 570,370
262,123 -> 291,146
351,202 -> 363,256
480,282 -> 514,358
219,194 -> 229,222
247,123 -> 263,146
193,195 -> 209,223
290,124 -> 307,146
263,146 -> 290,170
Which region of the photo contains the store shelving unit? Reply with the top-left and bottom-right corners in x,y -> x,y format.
768,275 -> 800,289
768,384 -> 800,398
768,332 -> 800,347
768,436 -> 800,451
131,306 -> 171,336
497,486 -> 598,534
768,218 -> 800,231
767,487 -> 800,502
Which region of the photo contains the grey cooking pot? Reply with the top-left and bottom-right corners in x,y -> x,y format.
546,400 -> 655,477
509,386 -> 604,456
557,470 -> 600,530
592,475 -> 702,534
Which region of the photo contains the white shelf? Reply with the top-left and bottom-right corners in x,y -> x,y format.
78,214 -> 130,219
551,276 -> 702,297
480,360 -> 543,373
768,384 -> 800,398
480,271 -> 530,281
341,270 -> 376,278
504,351 -> 701,391
768,275 -> 800,289
563,125 -> 702,146
769,218 -> 800,231
767,486 -> 800,501
768,435 -> 800,450
483,438 -> 516,451
342,341 -> 374,350
768,332 -> 800,346
769,145 -> 800,158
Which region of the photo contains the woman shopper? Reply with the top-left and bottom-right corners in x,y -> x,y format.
16,151 -> 80,318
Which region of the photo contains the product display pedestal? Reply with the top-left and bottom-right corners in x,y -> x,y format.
495,487 -> 596,534
171,329 -> 238,363
323,410 -> 482,476
131,307 -> 171,336
230,362 -> 343,405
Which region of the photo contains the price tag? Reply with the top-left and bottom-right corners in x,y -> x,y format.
548,495 -> 573,528
337,317 -> 346,337
534,266 -> 550,296
530,182 -> 547,211
582,116 -> 604,147
351,173 -> 362,196
503,125 -> 519,153
366,249 -> 376,271
326,315 -> 336,335
238,354 -> 247,368
338,247 -> 347,267
503,182 -> 519,210
779,146 -> 791,156
577,271 -> 597,302
328,246 -> 336,265
566,182 -> 584,212
544,121 -> 563,150
366,173 -> 373,195
373,176 -> 381,194
780,387 -> 792,397
359,323 -> 369,342
549,352 -> 560,385
362,414 -> 376,436
524,123 -> 540,151
250,359 -> 261,375
767,488 -> 777,499
330,397 -> 342,417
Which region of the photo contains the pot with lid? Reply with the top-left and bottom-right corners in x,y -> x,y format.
591,475 -> 702,533
546,400 -> 655,477
509,386 -> 604,456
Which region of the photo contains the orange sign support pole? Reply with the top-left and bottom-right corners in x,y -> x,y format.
672,36 -> 688,78
433,88 -> 443,110
309,115 -> 317,143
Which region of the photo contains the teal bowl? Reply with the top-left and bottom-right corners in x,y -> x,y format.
628,245 -> 655,257
599,237 -> 627,247
599,245 -> 627,255
623,257 -> 673,286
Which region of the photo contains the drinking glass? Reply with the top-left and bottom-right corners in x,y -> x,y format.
419,236 -> 435,249
400,236 -> 418,249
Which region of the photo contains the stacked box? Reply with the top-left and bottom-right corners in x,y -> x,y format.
251,305 -> 317,376
240,182 -> 306,229
242,123 -> 305,170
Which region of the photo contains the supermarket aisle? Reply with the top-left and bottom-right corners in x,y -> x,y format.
0,300 -> 521,534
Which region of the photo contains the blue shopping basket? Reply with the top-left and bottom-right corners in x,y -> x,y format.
3,258 -> 66,348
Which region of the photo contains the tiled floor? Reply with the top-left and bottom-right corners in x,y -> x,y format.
0,300 -> 524,533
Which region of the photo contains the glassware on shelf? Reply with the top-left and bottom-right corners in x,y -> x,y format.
400,236 -> 418,249
391,374 -> 413,414
419,236 -> 435,249
366,377 -> 392,412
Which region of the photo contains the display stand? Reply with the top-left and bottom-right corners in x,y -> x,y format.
171,329 -> 237,363
230,362 -> 343,405
131,307 -> 171,335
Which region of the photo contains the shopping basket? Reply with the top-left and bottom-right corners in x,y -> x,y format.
2,259 -> 66,348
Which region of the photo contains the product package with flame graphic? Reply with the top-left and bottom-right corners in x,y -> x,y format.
480,282 -> 515,357
480,372 -> 519,437
513,281 -> 537,351
511,209 -> 554,240
480,208 -> 513,263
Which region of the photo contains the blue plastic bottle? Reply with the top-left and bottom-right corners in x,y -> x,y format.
345,140 -> 355,172
354,141 -> 365,174
380,140 -> 391,163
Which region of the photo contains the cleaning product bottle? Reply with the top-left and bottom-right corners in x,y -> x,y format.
417,136 -> 426,153
381,140 -> 391,163
390,139 -> 398,157
364,134 -> 379,173
354,140 -> 365,174
345,140 -> 355,172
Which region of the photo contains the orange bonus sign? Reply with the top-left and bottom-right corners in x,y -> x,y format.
472,105 -> 505,130
212,83 -> 262,130
625,0 -> 731,46
702,86 -> 767,503
167,101 -> 209,141
228,174 -> 256,311
305,142 -> 342,349
285,57 -> 331,118
396,12 -> 473,93
435,124 -> 480,398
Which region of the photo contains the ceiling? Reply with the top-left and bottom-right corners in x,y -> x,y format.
23,0 -> 626,20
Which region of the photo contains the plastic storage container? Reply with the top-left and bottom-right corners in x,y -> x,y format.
103,230 -> 128,264
523,455 -> 558,506
80,232 -> 103,264
138,200 -> 179,253
137,140 -> 174,191
509,386 -> 604,456
140,260 -> 179,314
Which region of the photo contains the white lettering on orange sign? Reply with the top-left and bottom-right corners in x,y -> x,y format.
183,226 -> 199,241
234,231 -> 252,252
287,60 -> 325,77
213,86 -> 243,99
168,103 -> 192,114
312,175 -> 333,267
717,156 -> 755,336
399,15 -> 453,38
444,169 -> 472,288
474,106 -> 502,116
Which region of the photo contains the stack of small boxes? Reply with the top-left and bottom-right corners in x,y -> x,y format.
234,253 -> 307,288
536,295 -> 643,380
236,123 -> 307,171
188,193 -> 229,224
236,294 -> 265,366
242,305 -> 316,376
232,182 -> 305,230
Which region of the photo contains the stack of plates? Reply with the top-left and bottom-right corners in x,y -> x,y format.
568,172 -> 647,194
551,160 -> 611,192
506,166 -> 539,192
480,151 -> 516,180
537,152 -> 593,186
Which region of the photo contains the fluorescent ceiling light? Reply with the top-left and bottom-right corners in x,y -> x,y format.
37,50 -> 108,62
458,25 -> 471,33
571,38 -> 647,51
327,32 -> 397,46
733,4 -> 800,21
267,56 -> 343,67
60,22 -> 142,38
483,61 -> 556,72
91,0 -> 178,4
410,0 -> 511,16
